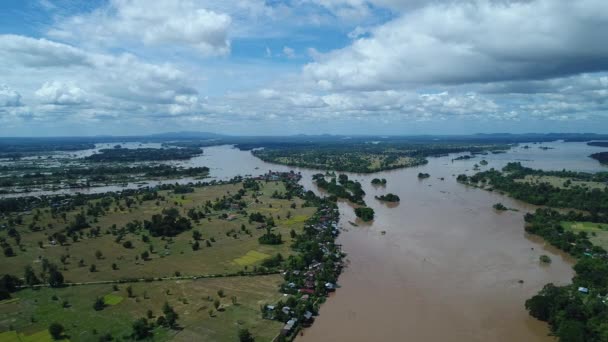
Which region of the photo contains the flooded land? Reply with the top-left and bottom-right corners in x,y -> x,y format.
1,141 -> 607,341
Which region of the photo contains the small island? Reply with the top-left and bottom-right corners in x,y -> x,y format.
375,193 -> 400,202
418,172 -> 430,179
493,203 -> 508,211
371,178 -> 387,185
354,207 -> 375,221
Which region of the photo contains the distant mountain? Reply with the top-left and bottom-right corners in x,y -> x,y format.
146,131 -> 227,139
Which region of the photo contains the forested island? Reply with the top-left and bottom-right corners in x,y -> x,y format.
247,142 -> 509,173
86,147 -> 202,162
458,162 -> 608,214
0,165 -> 210,190
590,151 -> 608,165
375,193 -> 400,202
587,141 -> 608,147
371,178 -> 387,185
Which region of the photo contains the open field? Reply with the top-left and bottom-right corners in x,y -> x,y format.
0,181 -> 314,282
0,177 -> 315,341
0,275 -> 284,342
561,221 -> 608,250
516,175 -> 607,190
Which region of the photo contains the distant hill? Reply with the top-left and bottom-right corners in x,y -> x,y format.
146,131 -> 227,139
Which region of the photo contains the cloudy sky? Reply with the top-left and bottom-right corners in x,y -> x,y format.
1,0 -> 607,136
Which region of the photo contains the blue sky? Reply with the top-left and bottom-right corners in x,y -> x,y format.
0,0 -> 607,136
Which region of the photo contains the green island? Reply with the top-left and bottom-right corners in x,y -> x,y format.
246,142 -> 508,173
0,171 -> 342,341
587,141 -> 608,148
375,193 -> 400,202
371,178 -> 387,186
86,147 -> 203,162
417,173 -> 430,179
0,165 -> 210,192
312,174 -> 375,221
462,164 -> 608,340
590,152 -> 608,165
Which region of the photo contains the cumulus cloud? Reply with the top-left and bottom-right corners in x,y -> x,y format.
0,85 -> 22,107
49,0 -> 232,56
304,0 -> 608,90
0,34 -> 90,67
35,81 -> 87,105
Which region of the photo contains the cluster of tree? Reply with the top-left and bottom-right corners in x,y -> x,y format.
524,209 -> 606,258
417,173 -> 430,179
173,185 -> 195,194
247,141 -> 509,173
371,178 -> 387,185
354,207 -> 375,221
143,208 -> 192,237
313,173 -> 366,205
522,208 -> 608,340
493,203 -> 507,211
459,163 -> 608,216
587,141 -> 608,147
86,147 -> 202,162
590,152 -> 608,165
0,165 -> 210,188
258,228 -> 283,245
375,193 -> 400,202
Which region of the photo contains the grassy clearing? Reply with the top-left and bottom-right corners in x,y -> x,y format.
0,330 -> 55,342
0,182 -> 314,282
233,250 -> 270,266
103,294 -> 123,306
0,276 -> 283,342
517,175 -> 607,190
561,221 -> 608,250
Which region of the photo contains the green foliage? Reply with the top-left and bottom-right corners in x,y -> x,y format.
144,207 -> 192,237
354,207 -> 374,222
48,322 -> 65,340
375,193 -> 400,202
86,147 -> 202,162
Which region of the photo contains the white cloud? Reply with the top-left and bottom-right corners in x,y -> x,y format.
35,81 -> 87,105
283,46 -> 296,59
49,0 -> 232,56
304,0 -> 608,90
0,85 -> 22,107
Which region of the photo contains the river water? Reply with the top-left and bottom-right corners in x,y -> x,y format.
3,141 -> 608,341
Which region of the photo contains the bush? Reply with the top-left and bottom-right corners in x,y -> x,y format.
48,322 -> 64,340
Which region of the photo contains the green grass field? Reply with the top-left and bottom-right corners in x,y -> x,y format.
561,221 -> 608,250
103,294 -> 123,306
0,180 -> 313,341
517,175 -> 607,190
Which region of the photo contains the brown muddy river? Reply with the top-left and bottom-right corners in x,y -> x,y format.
3,141 -> 607,341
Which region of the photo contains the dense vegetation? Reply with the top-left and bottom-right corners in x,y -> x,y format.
313,173 -> 366,205
371,178 -> 387,185
459,162 -> 608,216
590,152 -> 608,165
0,165 -> 210,189
587,141 -> 608,148
375,193 -> 400,202
249,142 -> 509,173
86,147 -> 202,162
354,207 -> 375,222
524,209 -> 608,341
